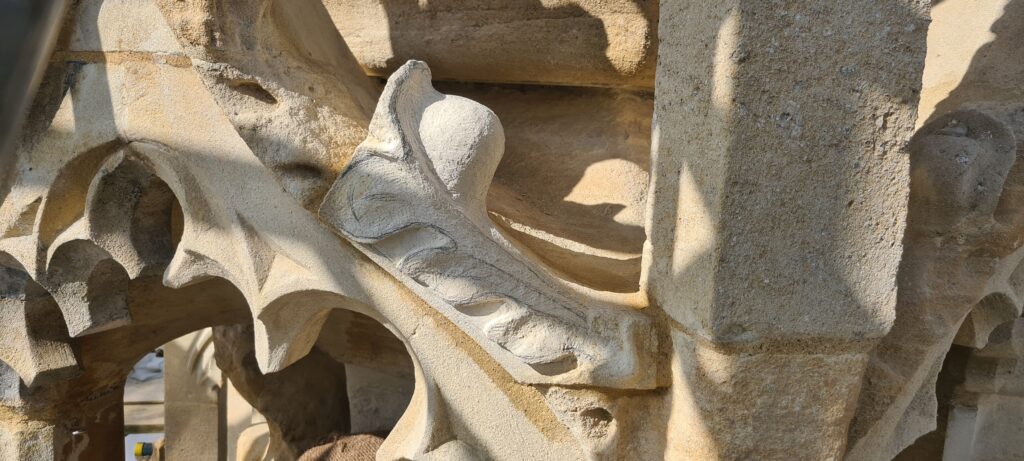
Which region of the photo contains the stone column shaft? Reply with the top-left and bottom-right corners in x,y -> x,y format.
647,1 -> 930,458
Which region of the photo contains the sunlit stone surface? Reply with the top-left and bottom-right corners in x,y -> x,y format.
1,1 -> 1023,460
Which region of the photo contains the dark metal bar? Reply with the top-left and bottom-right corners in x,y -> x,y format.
0,0 -> 71,163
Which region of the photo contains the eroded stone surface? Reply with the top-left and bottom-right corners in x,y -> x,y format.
325,0 -> 658,88
649,0 -> 932,459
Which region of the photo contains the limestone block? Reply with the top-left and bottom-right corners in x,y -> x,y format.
314,309 -> 414,375
943,404 -> 980,461
225,378 -> 266,461
648,0 -> 931,458
154,0 -> 380,208
649,0 -> 929,343
0,423 -> 63,461
325,0 -> 658,88
667,331 -> 868,460
968,395 -> 1024,461
345,364 -> 414,434
62,0 -> 184,54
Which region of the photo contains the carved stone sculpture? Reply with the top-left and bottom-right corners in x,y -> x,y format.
320,60 -> 658,389
1,0 -> 1023,460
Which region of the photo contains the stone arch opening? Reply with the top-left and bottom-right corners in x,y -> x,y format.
895,290 -> 1024,460
115,309 -> 417,461
0,142 -> 423,461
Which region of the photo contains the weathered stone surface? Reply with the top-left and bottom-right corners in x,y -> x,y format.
846,106 -> 1024,461
3,0 -> 1024,459
325,0 -> 658,88
0,265 -> 78,388
213,324 -> 351,460
0,2 -> 670,459
298,433 -> 385,461
648,0 -> 928,343
648,0 -> 931,458
153,0 -> 380,209
858,4 -> 1024,460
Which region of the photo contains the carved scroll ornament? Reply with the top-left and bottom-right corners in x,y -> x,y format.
320,61 -> 660,389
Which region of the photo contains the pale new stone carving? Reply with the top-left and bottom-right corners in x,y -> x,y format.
320,60 -> 658,389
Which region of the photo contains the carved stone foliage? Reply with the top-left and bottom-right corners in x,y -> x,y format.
0,3 -> 666,459
321,61 -> 659,390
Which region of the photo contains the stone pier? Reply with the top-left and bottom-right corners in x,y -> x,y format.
647,1 -> 930,458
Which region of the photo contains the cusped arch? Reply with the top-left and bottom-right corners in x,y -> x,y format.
0,252 -> 79,387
